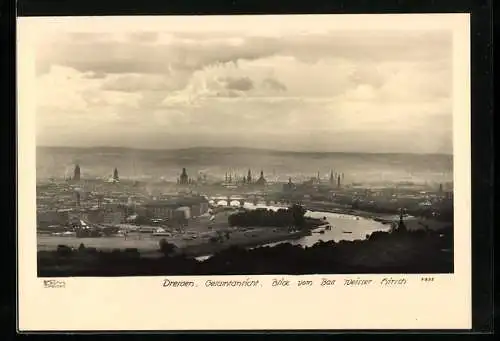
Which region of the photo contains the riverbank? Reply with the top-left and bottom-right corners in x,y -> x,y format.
176,227 -> 313,258
37,203 -> 448,260
302,202 -> 451,231
37,224 -> 454,276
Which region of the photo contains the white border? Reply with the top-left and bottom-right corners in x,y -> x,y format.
17,14 -> 471,331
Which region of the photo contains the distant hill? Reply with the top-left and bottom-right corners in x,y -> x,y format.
36,145 -> 453,184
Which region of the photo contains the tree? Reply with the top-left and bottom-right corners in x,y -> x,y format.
290,204 -> 306,228
56,244 -> 72,256
158,238 -> 177,257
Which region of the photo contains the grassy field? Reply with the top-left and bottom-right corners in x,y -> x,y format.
37,227 -> 454,276
37,207 -> 450,259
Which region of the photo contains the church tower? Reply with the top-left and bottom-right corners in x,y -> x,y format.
247,169 -> 252,183
113,168 -> 119,181
75,191 -> 81,207
398,208 -> 407,232
73,164 -> 81,181
256,170 -> 266,186
179,168 -> 188,185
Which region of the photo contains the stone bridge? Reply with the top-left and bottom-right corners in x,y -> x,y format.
207,193 -> 293,207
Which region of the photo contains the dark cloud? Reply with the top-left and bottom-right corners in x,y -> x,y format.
82,71 -> 107,79
215,90 -> 244,98
81,90 -> 107,107
101,75 -> 171,92
37,39 -> 275,77
220,76 -> 254,91
168,31 -> 238,39
37,30 -> 451,79
35,60 -> 51,76
349,65 -> 385,89
262,78 -> 287,92
267,31 -> 452,64
67,32 -> 113,42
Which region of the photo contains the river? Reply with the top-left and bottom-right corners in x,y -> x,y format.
195,202 -> 390,261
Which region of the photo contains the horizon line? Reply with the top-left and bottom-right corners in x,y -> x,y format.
36,145 -> 453,156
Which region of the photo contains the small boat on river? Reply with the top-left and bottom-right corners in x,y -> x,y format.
152,232 -> 172,237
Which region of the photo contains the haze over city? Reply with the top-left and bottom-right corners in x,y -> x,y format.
28,15 -> 457,283
35,18 -> 453,154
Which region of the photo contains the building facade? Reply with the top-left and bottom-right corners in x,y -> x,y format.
144,196 -> 209,220
37,210 -> 70,228
73,164 -> 81,181
179,168 -> 189,185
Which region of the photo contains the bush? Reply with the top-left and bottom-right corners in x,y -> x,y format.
159,238 -> 177,257
368,231 -> 389,241
124,248 -> 140,258
56,244 -> 72,256
410,229 -> 427,238
227,205 -> 305,228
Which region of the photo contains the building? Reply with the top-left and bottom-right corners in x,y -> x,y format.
246,169 -> 252,183
179,168 -> 188,185
283,177 -> 296,192
103,211 -> 124,225
175,206 -> 191,220
144,201 -> 177,220
255,170 -> 267,186
75,191 -> 81,207
73,164 -> 81,181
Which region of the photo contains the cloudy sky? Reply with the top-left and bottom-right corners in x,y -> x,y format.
35,20 -> 453,154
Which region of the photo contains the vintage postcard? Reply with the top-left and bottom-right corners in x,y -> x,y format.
17,14 -> 471,331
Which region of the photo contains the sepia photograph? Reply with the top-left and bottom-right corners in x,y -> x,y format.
17,13 -> 473,331
32,17 -> 456,278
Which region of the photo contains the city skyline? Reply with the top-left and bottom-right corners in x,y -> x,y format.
35,17 -> 453,154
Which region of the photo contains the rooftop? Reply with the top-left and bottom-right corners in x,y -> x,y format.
144,196 -> 209,208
